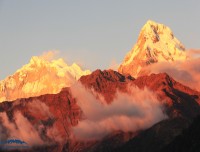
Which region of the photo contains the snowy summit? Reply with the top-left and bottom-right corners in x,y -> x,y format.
0,56 -> 90,102
118,20 -> 187,77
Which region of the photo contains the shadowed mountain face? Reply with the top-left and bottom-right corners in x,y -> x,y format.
161,115 -> 200,152
0,70 -> 199,152
113,117 -> 190,152
114,115 -> 200,152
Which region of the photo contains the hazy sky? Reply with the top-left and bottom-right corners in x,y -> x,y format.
0,0 -> 199,80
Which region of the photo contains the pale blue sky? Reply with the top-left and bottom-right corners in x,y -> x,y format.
0,0 -> 199,80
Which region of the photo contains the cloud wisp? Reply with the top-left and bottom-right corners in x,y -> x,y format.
39,50 -> 60,61
0,100 -> 66,147
142,50 -> 200,91
71,83 -> 167,140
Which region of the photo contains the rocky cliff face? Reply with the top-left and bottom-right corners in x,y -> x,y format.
118,20 -> 187,77
0,56 -> 90,102
79,69 -> 134,103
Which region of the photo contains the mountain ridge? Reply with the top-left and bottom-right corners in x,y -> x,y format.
0,56 -> 90,102
0,69 -> 199,151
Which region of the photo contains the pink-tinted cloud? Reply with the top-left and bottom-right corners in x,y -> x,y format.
70,83 -> 167,140
0,100 -> 65,146
39,50 -> 60,61
142,51 -> 200,91
108,59 -> 119,71
27,99 -> 53,119
186,49 -> 200,58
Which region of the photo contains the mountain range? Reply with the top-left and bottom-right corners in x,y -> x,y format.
0,20 -> 199,152
0,56 -> 90,102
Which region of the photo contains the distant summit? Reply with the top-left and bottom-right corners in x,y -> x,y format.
0,56 -> 90,102
118,20 -> 187,77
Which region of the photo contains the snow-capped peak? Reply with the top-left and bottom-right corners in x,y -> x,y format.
30,56 -> 43,64
118,20 -> 187,77
29,56 -> 67,68
0,56 -> 91,102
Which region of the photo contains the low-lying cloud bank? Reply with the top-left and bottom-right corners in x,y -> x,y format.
142,50 -> 200,91
71,83 -> 167,140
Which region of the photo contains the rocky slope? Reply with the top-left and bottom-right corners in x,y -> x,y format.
0,56 -> 90,102
0,87 -> 82,152
162,115 -> 200,152
78,70 -> 200,152
0,70 -> 199,151
114,114 -> 200,152
118,20 -> 187,77
80,69 -> 200,118
113,117 -> 190,152
79,69 -> 134,103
